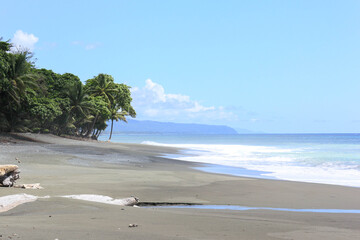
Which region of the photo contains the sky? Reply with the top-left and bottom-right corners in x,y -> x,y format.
1,0 -> 360,133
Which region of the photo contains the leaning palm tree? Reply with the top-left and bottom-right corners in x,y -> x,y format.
108,105 -> 128,140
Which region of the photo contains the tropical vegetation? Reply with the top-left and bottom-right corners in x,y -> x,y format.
0,38 -> 135,139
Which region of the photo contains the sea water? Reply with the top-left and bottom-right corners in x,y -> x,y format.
99,133 -> 360,188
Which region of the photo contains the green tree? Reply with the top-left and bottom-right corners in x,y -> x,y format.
85,74 -> 117,104
65,81 -> 93,135
0,38 -> 11,79
107,83 -> 136,140
85,96 -> 110,138
108,105 -> 128,140
85,74 -> 136,140
27,97 -> 62,130
0,50 -> 38,131
0,37 -> 136,137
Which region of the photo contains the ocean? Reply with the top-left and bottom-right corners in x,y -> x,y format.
99,133 -> 360,188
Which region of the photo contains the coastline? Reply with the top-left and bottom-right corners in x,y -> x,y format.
109,133 -> 360,188
0,133 -> 360,239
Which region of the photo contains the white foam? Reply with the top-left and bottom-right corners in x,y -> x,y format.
61,194 -> 136,206
258,165 -> 360,187
0,194 -> 38,213
143,141 -> 293,153
144,141 -> 360,188
142,141 -> 162,145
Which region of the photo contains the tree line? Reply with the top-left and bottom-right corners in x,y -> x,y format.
0,38 -> 135,140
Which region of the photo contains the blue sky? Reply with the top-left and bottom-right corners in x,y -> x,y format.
1,0 -> 360,133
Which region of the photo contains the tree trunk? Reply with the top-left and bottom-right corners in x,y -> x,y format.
109,119 -> 114,140
86,113 -> 99,138
96,130 -> 102,138
91,128 -> 97,138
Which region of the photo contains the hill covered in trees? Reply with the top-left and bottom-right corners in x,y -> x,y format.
0,38 -> 135,139
105,119 -> 239,134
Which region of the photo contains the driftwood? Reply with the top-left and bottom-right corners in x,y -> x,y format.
122,196 -> 139,206
14,183 -> 43,189
0,165 -> 20,187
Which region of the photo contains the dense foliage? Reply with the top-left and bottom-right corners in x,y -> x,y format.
0,38 -> 135,139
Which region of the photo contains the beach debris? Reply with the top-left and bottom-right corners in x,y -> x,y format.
128,223 -> 138,228
15,158 -> 20,163
14,183 -> 43,189
0,165 -> 20,187
124,196 -> 139,206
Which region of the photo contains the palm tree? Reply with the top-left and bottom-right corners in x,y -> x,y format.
85,74 -> 117,104
108,105 -> 128,140
1,51 -> 38,131
7,52 -> 37,94
0,38 -> 11,79
84,74 -> 136,139
65,81 -> 93,135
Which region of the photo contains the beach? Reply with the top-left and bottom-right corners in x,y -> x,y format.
1,133 -> 360,239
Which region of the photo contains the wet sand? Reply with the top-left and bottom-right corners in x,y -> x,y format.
0,133 -> 360,239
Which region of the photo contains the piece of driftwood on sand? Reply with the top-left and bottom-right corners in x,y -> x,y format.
0,165 -> 20,187
14,183 -> 43,189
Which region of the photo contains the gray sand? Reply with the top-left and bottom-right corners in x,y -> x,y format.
0,133 -> 360,239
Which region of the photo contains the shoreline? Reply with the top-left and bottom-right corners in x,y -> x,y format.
3,132 -> 360,206
17,132 -> 360,189
132,135 -> 360,188
1,133 -> 360,239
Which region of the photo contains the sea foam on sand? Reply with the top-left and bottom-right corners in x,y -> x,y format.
61,194 -> 138,206
0,194 -> 137,213
0,194 -> 38,213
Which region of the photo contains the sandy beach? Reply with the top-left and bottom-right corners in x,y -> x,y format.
0,133 -> 360,239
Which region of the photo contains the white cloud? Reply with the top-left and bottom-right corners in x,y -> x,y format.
72,41 -> 100,50
131,79 -> 238,123
12,30 -> 39,51
72,41 -> 81,45
187,102 -> 215,113
85,43 -> 99,50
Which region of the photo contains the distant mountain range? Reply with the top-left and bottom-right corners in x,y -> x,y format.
105,119 -> 243,134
